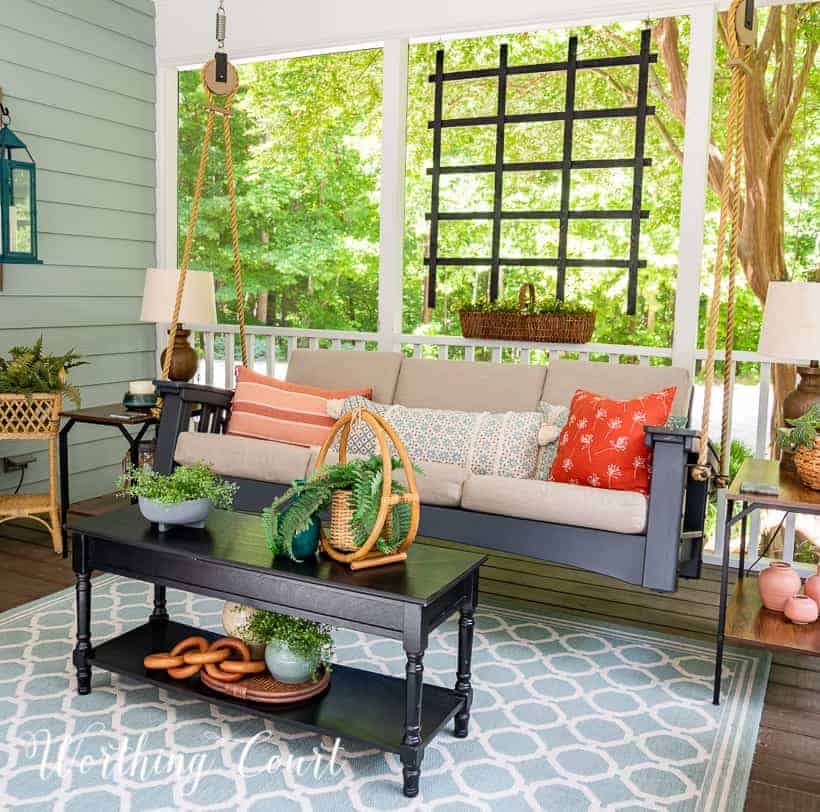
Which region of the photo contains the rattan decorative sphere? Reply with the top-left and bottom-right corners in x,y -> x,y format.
314,409 -> 420,571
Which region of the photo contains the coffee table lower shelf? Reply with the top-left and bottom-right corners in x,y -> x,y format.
92,620 -> 465,755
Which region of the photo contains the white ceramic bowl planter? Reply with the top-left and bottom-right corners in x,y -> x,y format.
138,496 -> 212,533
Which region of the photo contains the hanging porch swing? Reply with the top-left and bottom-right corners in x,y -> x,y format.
152,0 -> 755,590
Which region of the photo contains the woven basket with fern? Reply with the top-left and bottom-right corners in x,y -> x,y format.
265,410 -> 421,570
0,337 -> 86,410
778,404 -> 820,491
264,454 -> 419,562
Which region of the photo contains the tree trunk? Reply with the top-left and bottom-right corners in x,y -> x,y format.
255,290 -> 269,323
650,10 -> 816,451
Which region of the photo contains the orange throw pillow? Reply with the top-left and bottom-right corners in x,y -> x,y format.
226,366 -> 372,447
549,387 -> 677,495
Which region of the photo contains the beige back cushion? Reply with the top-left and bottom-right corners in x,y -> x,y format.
541,359 -> 691,418
286,349 -> 403,404
393,357 -> 547,412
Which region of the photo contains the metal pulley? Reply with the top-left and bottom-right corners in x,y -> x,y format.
205,0 -> 238,97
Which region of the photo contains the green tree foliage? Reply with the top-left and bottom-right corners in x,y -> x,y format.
178,14 -> 817,351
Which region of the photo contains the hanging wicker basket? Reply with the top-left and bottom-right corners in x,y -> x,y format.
527,310 -> 596,344
314,409 -> 420,571
459,284 -> 595,344
794,437 -> 820,491
459,284 -> 533,341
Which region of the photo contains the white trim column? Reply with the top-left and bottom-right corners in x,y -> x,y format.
154,64 -> 180,376
671,3 -> 716,372
378,37 -> 409,352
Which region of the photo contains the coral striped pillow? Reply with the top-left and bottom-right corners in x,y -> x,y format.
226,367 -> 371,447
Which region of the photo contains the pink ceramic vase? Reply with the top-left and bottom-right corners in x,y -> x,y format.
758,561 -> 801,612
784,594 -> 819,625
805,567 -> 820,605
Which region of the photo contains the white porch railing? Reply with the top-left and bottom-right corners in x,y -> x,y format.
177,323 -> 816,574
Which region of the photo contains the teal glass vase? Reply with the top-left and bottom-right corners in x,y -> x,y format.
290,514 -> 320,561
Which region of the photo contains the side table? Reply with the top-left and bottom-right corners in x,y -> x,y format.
713,459 -> 820,704
59,404 -> 157,558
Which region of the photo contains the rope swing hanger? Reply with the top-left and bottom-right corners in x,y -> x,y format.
160,0 -> 249,386
692,0 -> 754,487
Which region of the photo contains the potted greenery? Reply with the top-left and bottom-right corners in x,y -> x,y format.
241,609 -> 333,684
0,336 -> 86,407
456,284 -> 595,343
117,462 -> 238,531
263,455 -> 420,561
777,404 -> 820,490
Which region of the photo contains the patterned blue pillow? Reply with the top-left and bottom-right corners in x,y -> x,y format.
335,396 -> 544,479
535,402 -> 570,480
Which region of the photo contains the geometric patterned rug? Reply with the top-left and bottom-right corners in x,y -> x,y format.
0,574 -> 770,811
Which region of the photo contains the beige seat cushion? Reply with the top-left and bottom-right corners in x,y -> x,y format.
461,475 -> 648,534
174,432 -> 312,484
394,357 -> 547,412
542,359 -> 691,418
308,449 -> 468,508
286,349 -> 403,404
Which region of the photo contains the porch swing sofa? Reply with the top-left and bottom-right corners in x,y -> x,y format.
153,350 -> 707,593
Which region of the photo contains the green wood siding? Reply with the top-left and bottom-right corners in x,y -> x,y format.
0,0 -> 156,503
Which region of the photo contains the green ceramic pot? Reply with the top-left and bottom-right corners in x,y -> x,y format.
291,514 -> 320,561
264,640 -> 316,684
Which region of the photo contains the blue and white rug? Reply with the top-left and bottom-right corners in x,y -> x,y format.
0,575 -> 769,811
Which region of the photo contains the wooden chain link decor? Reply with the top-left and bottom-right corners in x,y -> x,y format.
143,636 -> 265,683
314,410 -> 420,571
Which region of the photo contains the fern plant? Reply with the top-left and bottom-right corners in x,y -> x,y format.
777,403 -> 820,452
263,455 -> 422,561
0,336 -> 86,406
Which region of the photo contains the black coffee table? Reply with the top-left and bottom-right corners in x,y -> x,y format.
68,506 -> 485,797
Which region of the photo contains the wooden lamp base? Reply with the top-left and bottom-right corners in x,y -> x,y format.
160,326 -> 199,382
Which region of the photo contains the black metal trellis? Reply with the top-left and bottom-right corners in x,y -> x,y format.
424,29 -> 656,315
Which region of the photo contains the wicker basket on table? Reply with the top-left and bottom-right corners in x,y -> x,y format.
794,437 -> 820,491
0,393 -> 63,554
314,409 -> 419,571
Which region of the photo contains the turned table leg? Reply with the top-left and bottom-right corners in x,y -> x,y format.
151,585 -> 169,624
454,599 -> 475,738
72,533 -> 92,695
401,649 -> 424,798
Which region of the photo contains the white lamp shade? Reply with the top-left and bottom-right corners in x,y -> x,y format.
757,281 -> 820,361
140,268 -> 217,325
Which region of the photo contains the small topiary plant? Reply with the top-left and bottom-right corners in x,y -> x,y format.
0,336 -> 86,406
241,610 -> 334,678
116,462 -> 238,509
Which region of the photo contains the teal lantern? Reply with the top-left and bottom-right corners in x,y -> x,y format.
0,94 -> 42,268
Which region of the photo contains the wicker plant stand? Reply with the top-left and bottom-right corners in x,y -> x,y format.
314,409 -> 420,571
0,393 -> 62,554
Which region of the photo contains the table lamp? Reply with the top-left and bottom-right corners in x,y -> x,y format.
140,268 -> 217,382
758,280 -> 820,424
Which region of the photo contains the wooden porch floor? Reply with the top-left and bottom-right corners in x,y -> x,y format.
2,519 -> 818,811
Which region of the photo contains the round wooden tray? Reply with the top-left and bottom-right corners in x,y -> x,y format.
201,666 -> 330,704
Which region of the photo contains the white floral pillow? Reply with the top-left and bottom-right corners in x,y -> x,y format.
332,396 -> 544,479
